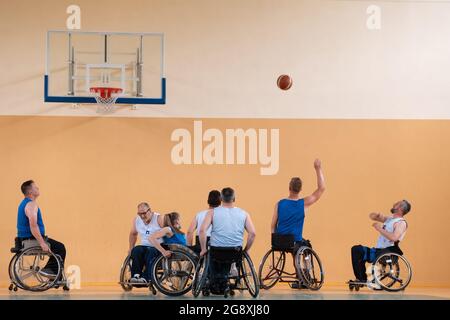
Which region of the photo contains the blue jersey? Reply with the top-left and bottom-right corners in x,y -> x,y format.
275,198 -> 305,242
17,198 -> 45,238
163,228 -> 186,245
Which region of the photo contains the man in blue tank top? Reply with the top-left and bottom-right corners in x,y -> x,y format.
17,180 -> 66,278
271,159 -> 326,288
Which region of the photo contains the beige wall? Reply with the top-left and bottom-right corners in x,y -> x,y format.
0,0 -> 449,118
0,1 -> 449,287
0,116 -> 449,286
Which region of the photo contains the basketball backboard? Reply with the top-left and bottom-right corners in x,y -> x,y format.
44,30 -> 166,105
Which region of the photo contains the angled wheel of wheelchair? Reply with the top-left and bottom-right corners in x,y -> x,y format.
372,253 -> 412,292
192,255 -> 210,298
240,251 -> 260,298
119,254 -> 156,293
258,249 -> 286,290
8,254 -> 24,291
151,249 -> 197,296
295,246 -> 324,290
119,255 -> 134,292
12,246 -> 62,292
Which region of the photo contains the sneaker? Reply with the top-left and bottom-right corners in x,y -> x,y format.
130,275 -> 147,284
367,281 -> 381,290
229,263 -> 239,277
289,281 -> 308,289
39,268 -> 57,279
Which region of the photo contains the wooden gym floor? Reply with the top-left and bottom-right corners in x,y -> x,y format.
0,285 -> 449,300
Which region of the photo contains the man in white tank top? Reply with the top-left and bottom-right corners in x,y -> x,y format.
128,202 -> 164,284
186,190 -> 221,253
199,188 -> 257,294
350,200 -> 411,288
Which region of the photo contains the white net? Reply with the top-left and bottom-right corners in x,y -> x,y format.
94,95 -> 120,113
90,88 -> 123,114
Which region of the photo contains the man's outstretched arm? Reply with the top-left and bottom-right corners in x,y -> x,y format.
304,159 -> 325,208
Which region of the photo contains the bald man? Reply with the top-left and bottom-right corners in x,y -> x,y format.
128,202 -> 164,284
350,200 -> 411,289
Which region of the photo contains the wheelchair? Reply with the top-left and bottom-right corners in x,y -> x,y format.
348,252 -> 412,292
8,237 -> 69,292
192,246 -> 260,298
119,243 -> 198,296
258,234 -> 324,291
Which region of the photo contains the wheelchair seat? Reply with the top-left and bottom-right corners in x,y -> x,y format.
271,233 -> 295,251
192,246 -> 259,298
10,237 -> 50,253
210,246 -> 242,263
10,237 -> 22,253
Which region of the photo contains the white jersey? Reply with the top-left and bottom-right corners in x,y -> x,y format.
196,210 -> 212,237
210,206 -> 247,247
376,216 -> 407,249
135,212 -> 162,246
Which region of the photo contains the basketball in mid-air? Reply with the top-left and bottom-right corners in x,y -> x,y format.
277,74 -> 293,90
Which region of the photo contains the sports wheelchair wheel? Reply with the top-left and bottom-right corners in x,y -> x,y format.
192,255 -> 209,298
372,253 -> 412,292
240,251 -> 259,298
151,246 -> 198,297
12,247 -> 62,292
119,254 -> 157,294
295,247 -> 324,290
8,254 -> 24,291
119,255 -> 134,292
258,249 -> 286,290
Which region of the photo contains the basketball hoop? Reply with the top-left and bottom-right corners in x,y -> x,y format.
90,87 -> 123,113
